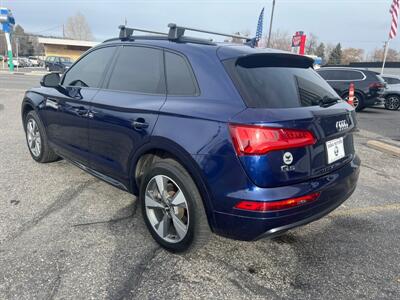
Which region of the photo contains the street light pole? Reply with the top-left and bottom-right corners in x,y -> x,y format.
266,0 -> 276,48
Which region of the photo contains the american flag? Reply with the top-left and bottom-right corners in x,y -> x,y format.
255,7 -> 265,46
389,0 -> 400,39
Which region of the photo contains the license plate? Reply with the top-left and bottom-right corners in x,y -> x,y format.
326,137 -> 345,164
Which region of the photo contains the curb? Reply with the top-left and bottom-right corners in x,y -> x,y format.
366,140 -> 400,157
0,71 -> 48,76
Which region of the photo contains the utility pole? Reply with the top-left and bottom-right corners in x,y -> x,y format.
62,24 -> 65,38
266,0 -> 276,48
15,37 -> 19,72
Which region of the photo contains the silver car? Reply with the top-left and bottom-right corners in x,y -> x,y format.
382,74 -> 400,111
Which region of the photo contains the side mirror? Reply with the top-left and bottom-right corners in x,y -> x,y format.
40,72 -> 60,88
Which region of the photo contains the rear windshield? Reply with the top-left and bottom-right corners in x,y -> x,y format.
224,54 -> 339,108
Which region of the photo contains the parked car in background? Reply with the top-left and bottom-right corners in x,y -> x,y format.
21,26 -> 360,252
381,74 -> 400,111
317,67 -> 386,111
44,56 -> 74,73
20,57 -> 33,67
28,56 -> 41,67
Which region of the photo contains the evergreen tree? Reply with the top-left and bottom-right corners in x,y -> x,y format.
315,42 -> 325,60
328,43 -> 342,65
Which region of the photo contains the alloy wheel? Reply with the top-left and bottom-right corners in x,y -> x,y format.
26,118 -> 42,157
145,175 -> 189,243
386,96 -> 400,110
345,95 -> 359,108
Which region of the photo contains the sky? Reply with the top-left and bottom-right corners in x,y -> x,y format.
0,0 -> 397,54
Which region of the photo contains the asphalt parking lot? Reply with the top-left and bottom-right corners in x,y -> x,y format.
0,74 -> 399,299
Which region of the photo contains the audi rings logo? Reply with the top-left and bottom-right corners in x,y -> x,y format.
336,120 -> 349,132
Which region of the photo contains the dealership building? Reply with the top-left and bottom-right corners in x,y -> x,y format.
37,37 -> 98,60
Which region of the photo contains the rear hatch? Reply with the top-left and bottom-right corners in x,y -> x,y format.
223,52 -> 357,188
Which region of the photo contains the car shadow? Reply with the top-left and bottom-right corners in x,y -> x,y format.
271,215 -> 391,298
106,198 -> 160,300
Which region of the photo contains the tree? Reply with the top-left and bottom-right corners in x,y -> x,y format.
328,43 -> 342,64
267,29 -> 292,51
64,12 -> 94,41
315,42 -> 325,60
341,48 -> 364,64
368,48 -> 399,62
306,33 -> 318,55
13,25 -> 34,56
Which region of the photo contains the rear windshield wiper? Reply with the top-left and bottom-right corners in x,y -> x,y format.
319,96 -> 341,107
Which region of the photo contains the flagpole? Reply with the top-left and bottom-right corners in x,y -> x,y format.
381,39 -> 390,75
266,0 -> 276,48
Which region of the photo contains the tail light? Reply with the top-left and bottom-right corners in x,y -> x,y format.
368,82 -> 385,89
229,124 -> 316,156
234,192 -> 321,212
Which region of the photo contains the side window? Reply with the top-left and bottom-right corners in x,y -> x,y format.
343,71 -> 364,80
391,78 -> 400,84
383,77 -> 391,84
107,46 -> 165,94
330,70 -> 347,80
317,70 -> 331,80
62,47 -> 115,88
384,77 -> 400,84
165,51 -> 198,95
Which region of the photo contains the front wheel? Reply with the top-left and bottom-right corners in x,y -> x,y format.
25,111 -> 59,163
385,95 -> 400,110
140,158 -> 210,252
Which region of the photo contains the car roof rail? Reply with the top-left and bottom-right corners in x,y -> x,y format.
119,25 -> 168,40
117,24 -> 251,45
167,23 -> 251,43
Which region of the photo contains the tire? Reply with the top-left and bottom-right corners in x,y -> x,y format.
25,111 -> 59,163
385,95 -> 400,111
140,158 -> 210,252
343,92 -> 365,112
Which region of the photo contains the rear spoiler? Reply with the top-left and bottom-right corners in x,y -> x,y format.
235,53 -> 314,69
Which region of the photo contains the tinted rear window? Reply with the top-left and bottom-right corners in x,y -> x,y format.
224,55 -> 338,108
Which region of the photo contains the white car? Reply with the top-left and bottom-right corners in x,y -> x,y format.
28,56 -> 41,67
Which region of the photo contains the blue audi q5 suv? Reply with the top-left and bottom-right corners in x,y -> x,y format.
21,24 -> 360,252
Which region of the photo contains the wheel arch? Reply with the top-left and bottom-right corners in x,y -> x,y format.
129,136 -> 217,231
385,93 -> 400,99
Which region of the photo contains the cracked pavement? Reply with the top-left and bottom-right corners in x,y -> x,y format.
0,75 -> 399,299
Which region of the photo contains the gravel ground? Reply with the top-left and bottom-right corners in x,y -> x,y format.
0,79 -> 399,299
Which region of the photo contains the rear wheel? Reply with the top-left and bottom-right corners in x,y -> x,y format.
25,111 -> 59,163
140,158 -> 210,252
344,92 -> 364,112
385,95 -> 400,110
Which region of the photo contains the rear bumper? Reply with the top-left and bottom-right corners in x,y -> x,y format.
212,155 -> 360,241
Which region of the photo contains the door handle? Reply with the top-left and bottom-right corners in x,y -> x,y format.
132,118 -> 149,130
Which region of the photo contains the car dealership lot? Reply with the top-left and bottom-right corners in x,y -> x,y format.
0,75 -> 399,299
